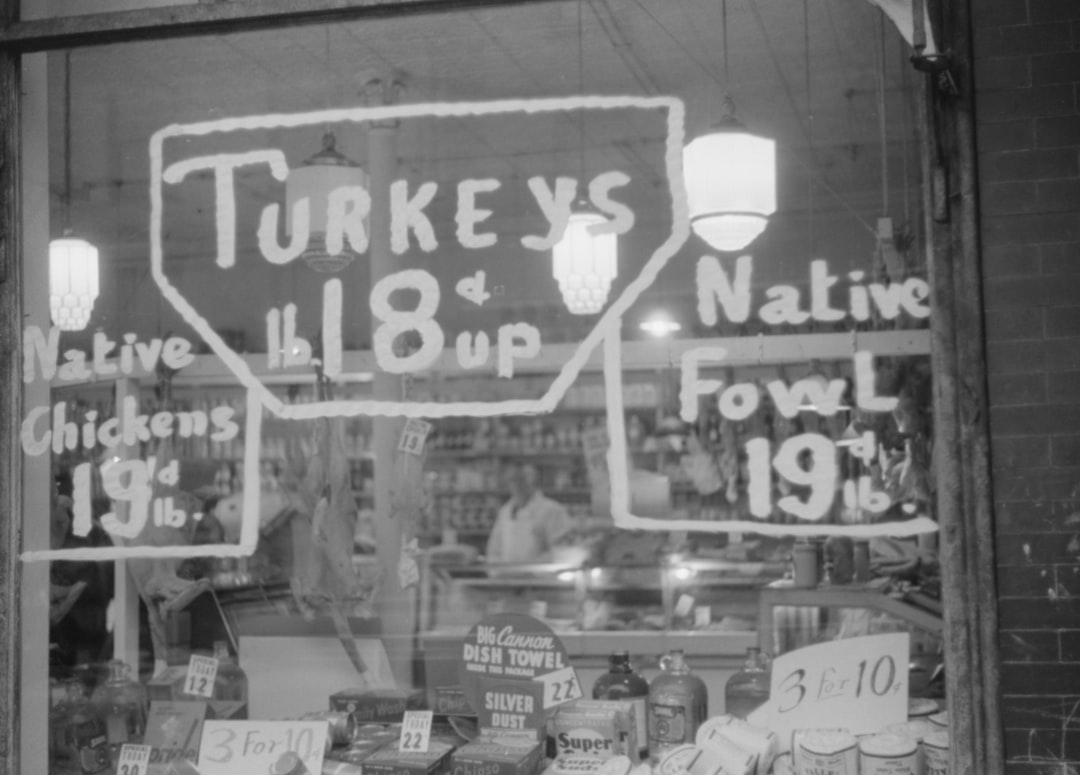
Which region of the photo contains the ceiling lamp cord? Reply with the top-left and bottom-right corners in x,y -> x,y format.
719,0 -> 733,117
63,50 -> 72,232
804,0 -> 815,262
874,8 -> 906,284
578,0 -> 586,182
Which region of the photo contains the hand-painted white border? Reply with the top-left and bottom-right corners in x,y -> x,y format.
602,331 -> 938,538
21,389 -> 263,562
149,96 -> 690,420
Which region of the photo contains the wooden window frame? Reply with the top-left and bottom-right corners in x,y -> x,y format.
0,1 -> 1001,773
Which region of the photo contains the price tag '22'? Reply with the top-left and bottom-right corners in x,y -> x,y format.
399,710 -> 433,753
537,666 -> 583,709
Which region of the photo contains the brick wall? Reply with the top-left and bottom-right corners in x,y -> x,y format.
972,0 -> 1080,771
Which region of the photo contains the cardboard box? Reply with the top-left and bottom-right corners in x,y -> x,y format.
434,687 -> 474,716
449,741 -> 544,775
146,667 -> 189,703
145,669 -> 246,720
328,739 -> 388,766
331,689 -> 426,724
361,740 -> 456,775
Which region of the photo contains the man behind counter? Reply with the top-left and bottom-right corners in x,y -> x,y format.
485,464 -> 572,564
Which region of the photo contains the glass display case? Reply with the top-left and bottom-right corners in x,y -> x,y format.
757,578 -> 944,698
418,554 -> 787,712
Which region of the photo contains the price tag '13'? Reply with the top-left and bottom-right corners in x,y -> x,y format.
537,666 -> 583,709
184,654 -> 219,698
117,744 -> 152,775
399,710 -> 433,753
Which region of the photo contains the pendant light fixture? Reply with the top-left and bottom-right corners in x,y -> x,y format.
285,29 -> 369,273
49,50 -> 100,332
553,206 -> 618,314
285,130 -> 369,273
552,0 -> 618,315
683,0 -> 776,253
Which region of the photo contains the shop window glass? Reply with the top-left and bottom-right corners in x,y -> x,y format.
19,2 -> 941,772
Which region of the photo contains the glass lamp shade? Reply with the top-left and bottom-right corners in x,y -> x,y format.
49,236 -> 99,331
683,127 -> 777,252
285,132 -> 369,273
552,209 -> 618,315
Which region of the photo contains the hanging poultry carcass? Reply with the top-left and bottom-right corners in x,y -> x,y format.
110,363 -> 212,672
276,377 -> 382,683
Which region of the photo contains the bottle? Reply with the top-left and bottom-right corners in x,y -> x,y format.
50,678 -> 79,772
724,647 -> 771,720
91,660 -> 148,759
593,651 -> 650,758
212,640 -> 249,719
792,539 -> 819,588
646,649 -> 708,761
57,678 -> 112,774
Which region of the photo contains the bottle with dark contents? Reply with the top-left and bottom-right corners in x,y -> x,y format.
646,649 -> 708,761
90,659 -> 148,760
724,647 -> 771,719
212,640 -> 249,719
593,650 -> 650,758
56,679 -> 112,774
50,678 -> 79,772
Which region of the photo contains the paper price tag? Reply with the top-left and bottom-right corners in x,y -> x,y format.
117,744 -> 152,775
398,420 -> 433,455
537,665 -> 583,709
399,710 -> 433,753
183,655 -> 219,698
674,594 -> 695,618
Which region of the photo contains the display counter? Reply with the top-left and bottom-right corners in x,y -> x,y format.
417,558 -> 782,714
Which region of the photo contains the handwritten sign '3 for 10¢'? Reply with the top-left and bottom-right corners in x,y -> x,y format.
764,633 -> 910,744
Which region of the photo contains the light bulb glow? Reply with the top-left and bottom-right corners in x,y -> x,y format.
552,210 -> 618,315
640,313 -> 682,337
683,129 -> 777,252
49,236 -> 100,331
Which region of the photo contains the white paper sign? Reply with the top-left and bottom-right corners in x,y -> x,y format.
398,419 -> 433,455
536,665 -> 583,708
117,744 -> 152,775
183,655 -> 219,698
399,710 -> 434,753
198,720 -> 328,775
766,633 -> 910,746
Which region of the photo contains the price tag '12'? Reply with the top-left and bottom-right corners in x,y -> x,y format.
536,665 -> 583,709
117,744 -> 152,775
184,655 -> 219,698
399,710 -> 433,753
